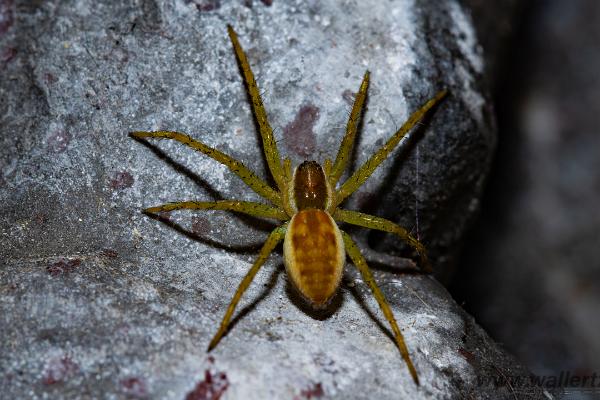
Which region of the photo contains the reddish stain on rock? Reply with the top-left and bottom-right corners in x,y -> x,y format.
42,356 -> 78,385
47,130 -> 71,153
33,213 -> 48,225
283,104 -> 320,157
185,370 -> 229,400
298,382 -> 324,399
189,0 -> 220,12
44,72 -> 57,84
2,46 -> 16,63
101,248 -> 119,258
0,0 -> 14,34
109,171 -> 134,190
458,348 -> 477,365
121,377 -> 148,398
46,259 -> 81,276
342,89 -> 356,106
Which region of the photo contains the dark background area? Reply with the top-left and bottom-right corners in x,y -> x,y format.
453,0 -> 600,382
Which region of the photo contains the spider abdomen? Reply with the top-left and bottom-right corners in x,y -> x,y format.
283,209 -> 345,308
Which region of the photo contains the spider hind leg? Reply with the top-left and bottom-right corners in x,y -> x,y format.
207,223 -> 288,351
341,230 -> 420,385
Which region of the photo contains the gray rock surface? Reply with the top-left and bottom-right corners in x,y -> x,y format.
0,0 -> 545,399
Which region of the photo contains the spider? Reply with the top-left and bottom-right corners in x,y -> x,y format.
130,25 -> 447,385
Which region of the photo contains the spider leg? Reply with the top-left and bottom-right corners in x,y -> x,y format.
130,131 -> 282,207
208,222 -> 288,351
227,25 -> 285,191
329,71 -> 370,187
144,200 -> 288,220
335,208 -> 431,272
334,90 -> 448,207
341,230 -> 419,385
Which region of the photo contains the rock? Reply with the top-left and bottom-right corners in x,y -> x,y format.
0,1 -> 544,399
2,256 -> 553,399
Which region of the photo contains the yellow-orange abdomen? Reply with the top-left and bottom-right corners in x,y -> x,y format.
283,209 -> 345,308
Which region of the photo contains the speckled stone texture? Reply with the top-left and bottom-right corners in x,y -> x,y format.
0,1 -> 550,399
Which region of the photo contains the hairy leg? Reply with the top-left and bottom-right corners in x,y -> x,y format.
329,71 -> 370,188
227,25 -> 285,191
144,200 -> 288,220
341,231 -> 419,385
130,131 -> 281,206
334,208 -> 431,272
208,223 -> 288,350
334,90 -> 448,206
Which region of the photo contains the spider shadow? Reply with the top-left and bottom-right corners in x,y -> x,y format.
143,211 -> 273,253
226,257 -> 418,335
131,135 -> 222,200
340,246 -> 430,345
132,136 -> 277,253
359,102 -> 439,216
285,279 -> 344,321
343,275 -> 396,344
218,259 -> 344,344
223,260 -> 423,348
226,262 -> 283,334
363,259 -> 425,277
345,101 -> 444,256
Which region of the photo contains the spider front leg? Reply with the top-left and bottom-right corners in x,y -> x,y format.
335,208 -> 431,272
334,90 -> 448,207
130,131 -> 282,207
329,71 -> 370,187
227,25 -> 285,191
208,223 -> 288,351
144,200 -> 288,221
341,231 -> 420,385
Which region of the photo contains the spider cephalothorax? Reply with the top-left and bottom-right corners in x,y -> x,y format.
131,25 -> 447,385
291,161 -> 331,211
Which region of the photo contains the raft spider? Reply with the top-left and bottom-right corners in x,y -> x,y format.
130,25 -> 447,385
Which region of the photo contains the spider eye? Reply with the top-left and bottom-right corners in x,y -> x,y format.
293,161 -> 327,210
